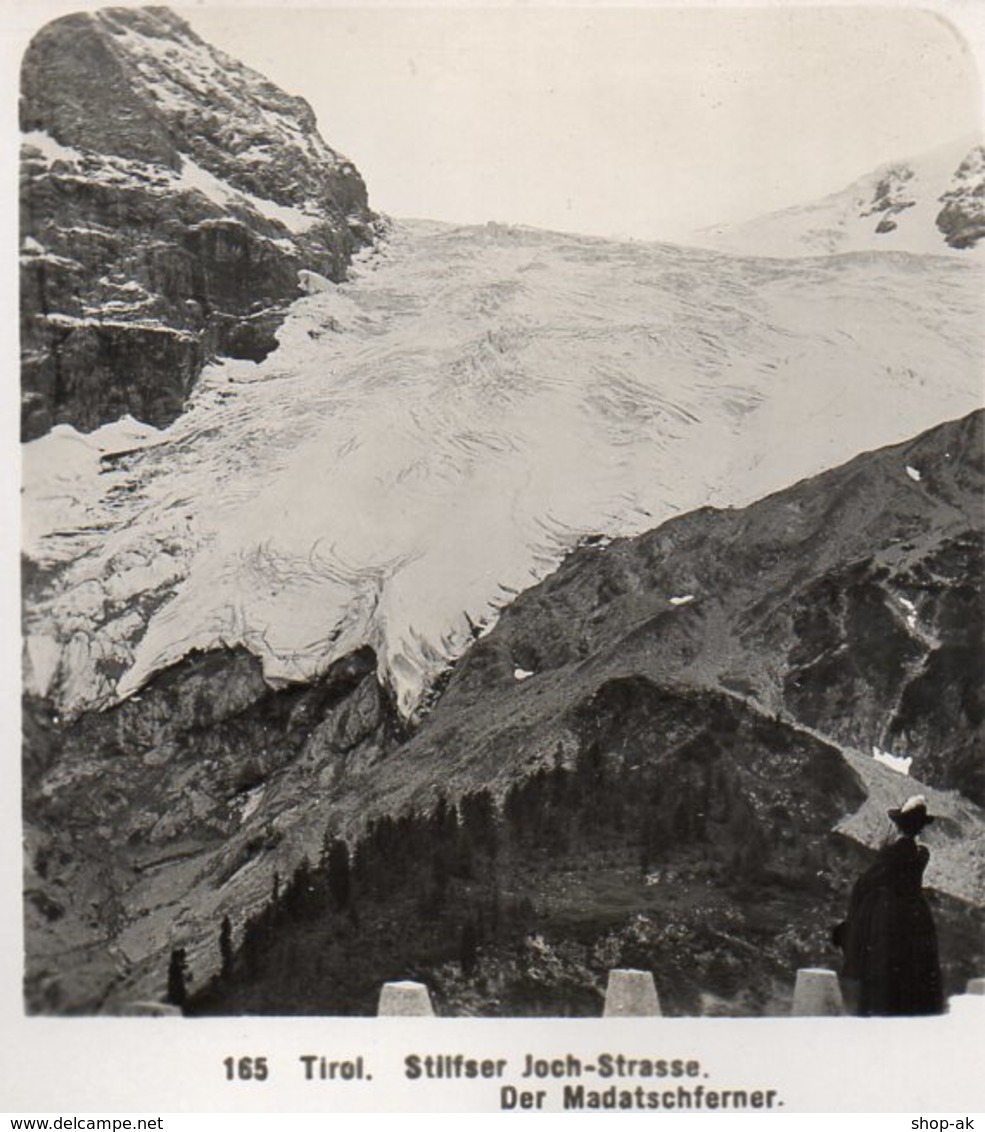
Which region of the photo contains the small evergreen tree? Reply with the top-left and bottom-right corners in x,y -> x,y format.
459,918 -> 479,976
285,857 -> 316,920
327,838 -> 352,909
219,915 -> 234,979
166,947 -> 189,1008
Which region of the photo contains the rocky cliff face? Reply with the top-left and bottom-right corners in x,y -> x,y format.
20,6 -> 378,440
936,146 -> 985,249
24,644 -> 403,1013
23,413 -> 985,1013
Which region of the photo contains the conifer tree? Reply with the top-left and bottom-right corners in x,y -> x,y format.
166,947 -> 189,1008
219,915 -> 234,978
459,918 -> 479,976
327,838 -> 352,909
285,857 -> 316,920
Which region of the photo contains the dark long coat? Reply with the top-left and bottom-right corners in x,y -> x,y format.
838,835 -> 944,1016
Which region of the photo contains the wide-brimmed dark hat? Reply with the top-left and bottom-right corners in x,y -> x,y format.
888,794 -> 935,833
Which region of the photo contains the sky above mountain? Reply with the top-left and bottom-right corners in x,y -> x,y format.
179,5 -> 983,242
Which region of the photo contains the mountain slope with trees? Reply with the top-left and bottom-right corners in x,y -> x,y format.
24,412 -> 985,1013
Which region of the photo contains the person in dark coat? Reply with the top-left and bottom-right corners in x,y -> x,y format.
833,794 -> 944,1016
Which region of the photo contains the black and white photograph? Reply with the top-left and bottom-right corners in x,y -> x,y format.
5,0 -> 985,1115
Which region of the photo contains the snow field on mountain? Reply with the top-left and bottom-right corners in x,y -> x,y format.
22,220 -> 985,717
695,136 -> 984,258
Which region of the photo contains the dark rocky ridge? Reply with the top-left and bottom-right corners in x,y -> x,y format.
23,412 -> 985,1013
861,151 -> 985,248
937,147 -> 985,249
20,6 -> 379,440
459,409 -> 985,806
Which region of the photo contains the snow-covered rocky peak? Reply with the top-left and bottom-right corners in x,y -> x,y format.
936,144 -> 985,249
694,137 -> 985,257
21,7 -> 363,216
19,7 -> 379,440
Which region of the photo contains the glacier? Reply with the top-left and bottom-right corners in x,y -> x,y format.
22,219 -> 985,718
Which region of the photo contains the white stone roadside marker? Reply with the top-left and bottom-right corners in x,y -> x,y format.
377,979 -> 435,1016
603,968 -> 662,1016
791,968 -> 844,1016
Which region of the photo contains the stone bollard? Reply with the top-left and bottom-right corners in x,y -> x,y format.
603,969 -> 662,1017
791,968 -> 845,1016
966,977 -> 985,995
377,980 -> 435,1017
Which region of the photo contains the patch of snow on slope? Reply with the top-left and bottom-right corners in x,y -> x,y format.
176,157 -> 318,234
23,634 -> 62,700
22,221 -> 985,717
21,129 -> 85,165
42,312 -> 193,337
897,596 -> 919,633
872,746 -> 912,775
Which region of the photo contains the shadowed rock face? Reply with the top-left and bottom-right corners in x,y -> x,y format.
23,644 -> 403,1013
23,413 -> 985,1013
19,6 -> 378,440
434,410 -> 984,805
